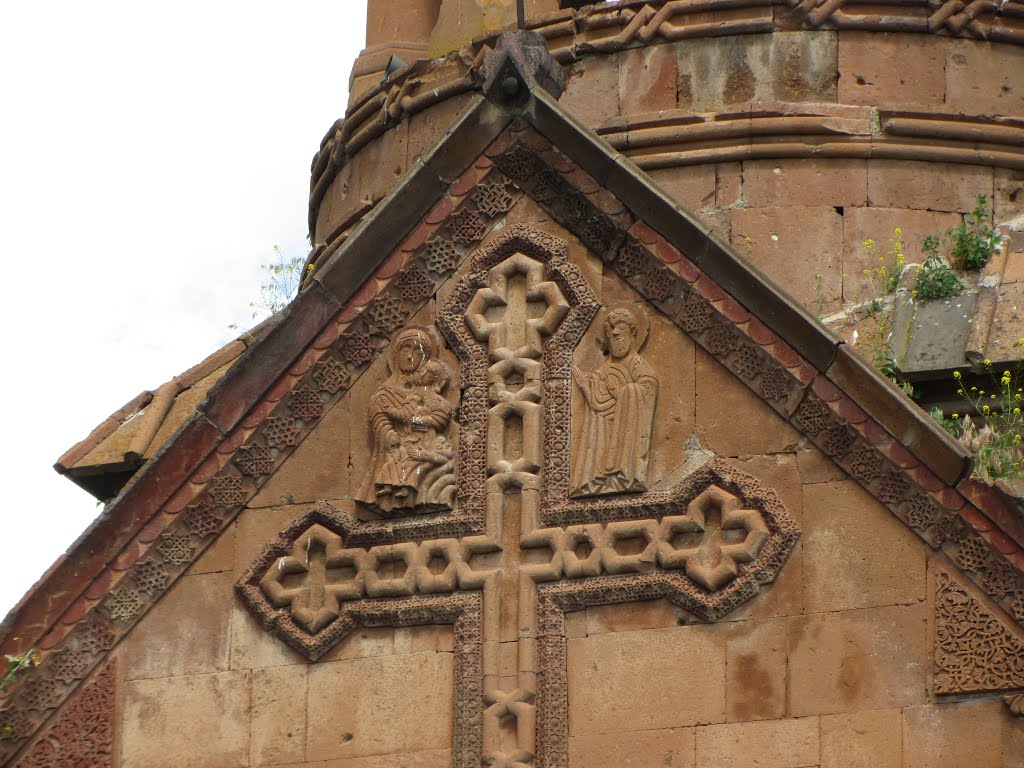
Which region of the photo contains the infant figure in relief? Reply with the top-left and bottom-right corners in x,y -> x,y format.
571,303 -> 658,497
358,326 -> 456,514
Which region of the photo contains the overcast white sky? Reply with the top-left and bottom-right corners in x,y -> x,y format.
0,3 -> 367,617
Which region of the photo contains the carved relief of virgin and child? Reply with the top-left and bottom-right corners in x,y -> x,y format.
358,326 -> 456,514
571,303 -> 658,497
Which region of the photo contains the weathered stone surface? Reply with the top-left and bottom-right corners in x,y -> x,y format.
743,159 -> 867,209
695,348 -> 801,457
694,716 -> 819,768
731,206 -> 844,315
230,602 -> 309,670
797,441 -> 847,485
620,44 -> 678,116
821,707 -> 902,768
569,727 -> 695,768
900,292 -> 977,373
568,625 -> 727,735
725,618 -> 788,722
984,282 -> 1024,362
322,751 -> 453,767
586,598 -> 685,635
802,480 -> 927,612
251,665 -> 308,766
903,700 -> 1009,768
123,571 -> 233,680
867,160 -> 993,213
839,32 -> 946,107
306,651 -> 453,761
676,32 -> 838,112
946,40 -> 1024,117
788,603 -> 928,715
649,166 -> 717,212
561,54 -> 621,128
122,670 -> 251,768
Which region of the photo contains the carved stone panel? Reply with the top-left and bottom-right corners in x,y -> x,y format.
570,303 -> 658,497
934,565 -> 1024,695
356,325 -> 457,515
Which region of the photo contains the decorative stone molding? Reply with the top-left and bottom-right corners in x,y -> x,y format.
10,663 -> 115,768
934,567 -> 1024,695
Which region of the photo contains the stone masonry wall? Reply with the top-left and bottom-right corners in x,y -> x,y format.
315,31 -> 1024,331
108,204 -> 1024,765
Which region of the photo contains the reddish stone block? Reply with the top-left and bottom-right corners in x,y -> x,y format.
838,32 -> 946,107
731,206 -> 844,316
867,159 -> 993,213
743,158 -> 868,208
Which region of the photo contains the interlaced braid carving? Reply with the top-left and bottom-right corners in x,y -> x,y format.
934,570 -> 1024,694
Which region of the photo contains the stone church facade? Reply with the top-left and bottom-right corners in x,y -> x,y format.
3,2 -> 1024,766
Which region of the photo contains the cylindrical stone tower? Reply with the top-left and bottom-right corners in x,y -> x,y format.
313,0 -> 1024,403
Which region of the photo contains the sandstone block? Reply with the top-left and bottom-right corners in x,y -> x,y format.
788,603 -> 928,715
695,347 -> 801,458
802,480 -> 926,613
867,160 -> 993,213
983,282 -> 1024,362
820,707 -> 902,768
123,571 -> 233,680
620,44 -> 679,116
743,159 -> 868,209
122,670 -> 251,768
731,206 -> 843,316
796,442 -> 846,485
407,93 -> 474,164
717,163 -> 743,208
230,603 -> 308,671
249,397 -> 352,507
838,32 -> 946,107
903,700 -> 1008,768
946,40 -> 1024,117
321,751 -> 452,767
677,32 -> 837,112
306,651 -> 453,761
251,665 -> 308,766
568,624 -> 726,735
585,598 -> 685,635
725,618 -> 788,722
695,716 -> 819,768
569,727 -> 696,768
649,165 -> 717,212
189,521 -> 236,575
561,54 -> 621,128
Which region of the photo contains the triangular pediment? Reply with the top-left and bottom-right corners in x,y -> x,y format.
5,35 -> 1024,765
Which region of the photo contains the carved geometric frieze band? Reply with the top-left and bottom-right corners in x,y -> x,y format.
933,565 -> 1024,696
4,662 -> 115,768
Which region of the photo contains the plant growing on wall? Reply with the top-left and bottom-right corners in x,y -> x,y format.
949,195 -> 1002,271
914,236 -> 963,301
940,359 -> 1024,480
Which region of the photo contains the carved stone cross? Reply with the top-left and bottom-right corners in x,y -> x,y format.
239,225 -> 798,768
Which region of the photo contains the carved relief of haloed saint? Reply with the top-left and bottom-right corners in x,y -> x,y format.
571,304 -> 658,496
358,326 -> 456,514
